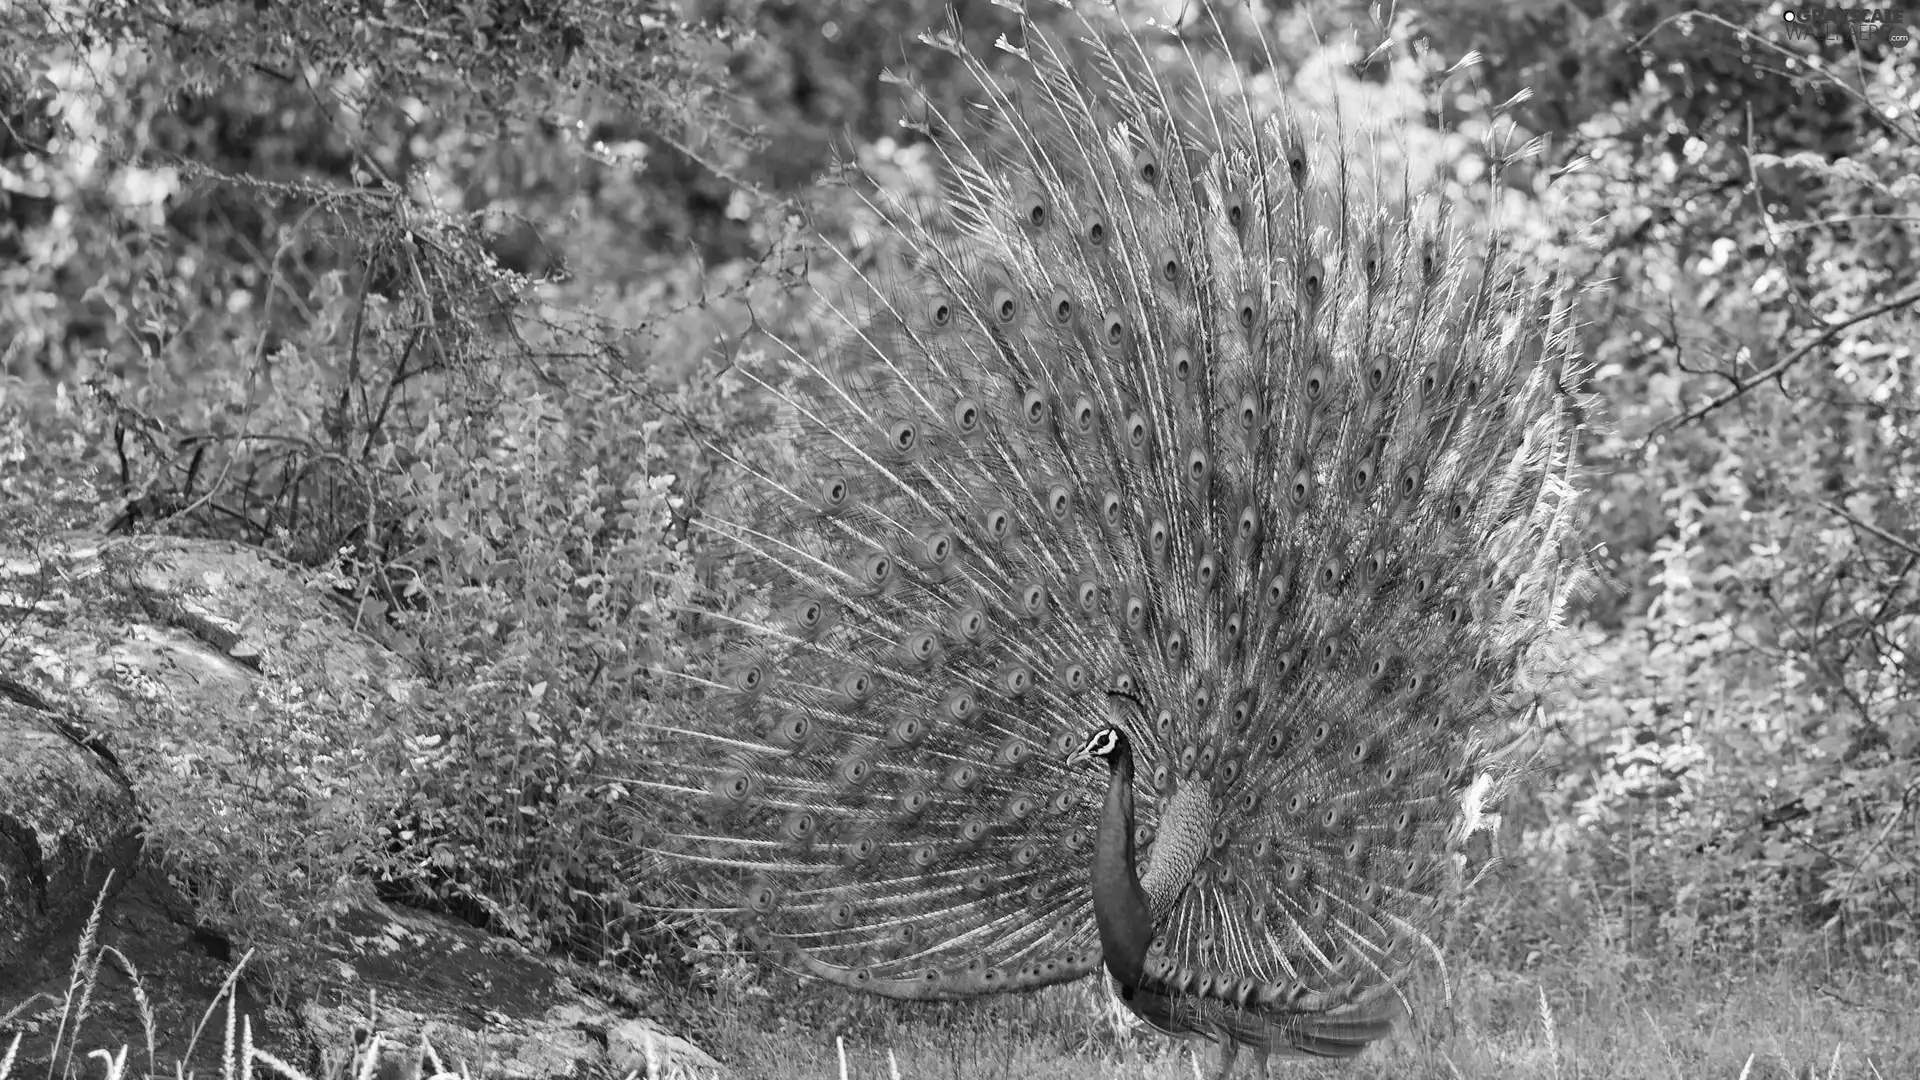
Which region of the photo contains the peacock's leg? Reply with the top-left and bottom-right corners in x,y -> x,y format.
1215,1035 -> 1240,1080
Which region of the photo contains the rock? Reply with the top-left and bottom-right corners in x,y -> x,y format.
0,534 -> 721,1079
298,887 -> 731,1079
0,688 -> 142,971
608,1018 -> 728,1079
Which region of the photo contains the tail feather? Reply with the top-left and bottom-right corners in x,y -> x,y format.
631,0 -> 1582,1045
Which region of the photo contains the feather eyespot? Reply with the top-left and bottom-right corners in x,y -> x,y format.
1168,346 -> 1193,387
1017,189 -> 1049,230
1195,553 -> 1219,592
1049,288 -> 1074,326
1157,245 -> 1182,285
1075,578 -> 1099,611
730,662 -> 765,694
927,295 -> 954,328
1231,693 -> 1254,728
885,418 -> 919,455
1184,446 -> 1210,489
1396,464 -> 1425,503
1284,130 -> 1309,187
1287,467 -> 1314,507
1264,572 -> 1290,610
991,289 -> 1020,325
1015,580 -> 1047,618
943,689 -> 978,721
981,505 -> 1015,542
1235,505 -> 1261,547
1131,147 -> 1160,187
888,716 -> 927,748
1235,289 -> 1259,331
1351,456 -> 1377,493
1081,213 -> 1108,249
1301,255 -> 1325,307
818,473 -> 852,511
838,755 -> 873,787
1070,396 -> 1097,434
1191,678 -> 1214,713
791,598 -> 827,631
952,606 -> 987,641
1303,363 -> 1329,402
858,552 -> 893,587
770,712 -> 811,748
903,631 -> 941,665
782,810 -> 816,841
1318,632 -> 1342,663
1363,548 -> 1387,582
1045,483 -> 1072,520
919,530 -> 954,565
1021,388 -> 1050,430
1224,187 -> 1248,230
1236,393 -> 1260,433
839,671 -> 873,703
1366,353 -> 1393,393
950,398 -> 982,435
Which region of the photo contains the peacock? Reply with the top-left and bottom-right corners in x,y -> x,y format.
634,3 -> 1582,1076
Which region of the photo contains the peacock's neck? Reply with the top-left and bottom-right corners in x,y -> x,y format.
1091,747 -> 1155,988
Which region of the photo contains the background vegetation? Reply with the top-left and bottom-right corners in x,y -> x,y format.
2,0 -> 1915,1075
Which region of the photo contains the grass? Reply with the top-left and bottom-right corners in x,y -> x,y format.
5,875 -> 1914,1080
699,961 -> 1915,1080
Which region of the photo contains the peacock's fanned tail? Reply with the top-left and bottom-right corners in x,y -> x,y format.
632,0 -> 1583,1034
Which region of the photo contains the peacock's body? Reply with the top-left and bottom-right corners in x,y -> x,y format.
637,4 -> 1581,1075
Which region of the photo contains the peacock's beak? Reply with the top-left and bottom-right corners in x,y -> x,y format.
1065,744 -> 1094,768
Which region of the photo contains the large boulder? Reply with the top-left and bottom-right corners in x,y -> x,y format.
0,534 -> 722,1078
0,686 -> 141,970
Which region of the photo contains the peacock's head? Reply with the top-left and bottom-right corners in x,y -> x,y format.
1066,725 -> 1130,771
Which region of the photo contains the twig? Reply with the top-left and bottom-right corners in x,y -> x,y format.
1653,285 -> 1920,437
1835,776 -> 1920,914
1812,982 -> 1901,1015
1811,499 -> 1920,559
